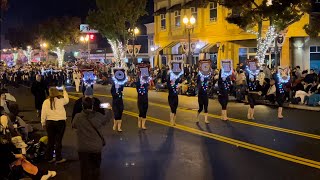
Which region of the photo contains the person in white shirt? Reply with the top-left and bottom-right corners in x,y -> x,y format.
41,86 -> 69,164
73,70 -> 82,92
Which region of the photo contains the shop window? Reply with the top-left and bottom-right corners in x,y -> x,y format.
174,11 -> 181,27
310,46 -> 320,73
160,14 -> 166,30
209,2 -> 217,22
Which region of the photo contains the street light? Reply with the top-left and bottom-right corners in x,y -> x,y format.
183,16 -> 196,65
129,27 -> 140,64
80,35 -> 91,60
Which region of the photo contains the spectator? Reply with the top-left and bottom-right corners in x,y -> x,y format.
295,66 -> 302,79
301,70 -> 308,79
41,87 -> 69,164
72,87 -> 105,121
72,97 -> 112,180
31,75 -> 49,117
262,64 -> 271,80
266,79 -> 276,103
0,90 -> 10,114
304,69 -> 318,84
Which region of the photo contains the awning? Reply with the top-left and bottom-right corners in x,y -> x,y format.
201,43 -> 218,53
182,0 -> 210,9
167,4 -> 182,12
154,7 -> 167,16
163,41 -> 179,55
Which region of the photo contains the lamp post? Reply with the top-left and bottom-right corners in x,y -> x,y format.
183,16 -> 196,65
26,46 -> 33,64
40,42 -> 48,62
80,35 -> 90,61
129,27 -> 140,64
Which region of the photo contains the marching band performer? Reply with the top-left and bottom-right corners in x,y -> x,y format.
218,60 -> 233,121
196,60 -> 212,124
73,69 -> 82,92
111,67 -> 128,132
275,67 -> 290,119
246,59 -> 262,120
136,63 -> 151,130
167,59 -> 184,125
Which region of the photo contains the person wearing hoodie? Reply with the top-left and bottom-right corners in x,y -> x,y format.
71,87 -> 105,121
72,97 -> 112,180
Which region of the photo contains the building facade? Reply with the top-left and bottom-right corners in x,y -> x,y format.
153,0 -> 320,72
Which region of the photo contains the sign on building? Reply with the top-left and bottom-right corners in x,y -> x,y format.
80,24 -> 99,33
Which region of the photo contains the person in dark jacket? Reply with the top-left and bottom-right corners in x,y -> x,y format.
71,87 -> 105,121
31,75 -> 48,117
72,97 -> 112,180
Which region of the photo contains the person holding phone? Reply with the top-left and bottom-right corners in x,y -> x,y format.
111,82 -> 124,132
72,97 -> 112,180
41,86 -> 69,164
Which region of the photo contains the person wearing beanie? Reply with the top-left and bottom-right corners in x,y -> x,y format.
71,87 -> 105,121
41,86 -> 69,164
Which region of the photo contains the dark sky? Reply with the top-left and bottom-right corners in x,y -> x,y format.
1,0 -> 154,35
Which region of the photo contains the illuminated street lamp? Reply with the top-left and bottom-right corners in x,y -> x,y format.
183,16 -> 196,65
129,27 -> 140,64
80,35 -> 91,60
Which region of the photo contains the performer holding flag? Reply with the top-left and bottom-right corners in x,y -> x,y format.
196,60 -> 212,124
167,59 -> 184,125
111,66 -> 128,132
275,67 -> 290,119
218,60 -> 233,121
136,62 -> 151,130
246,59 -> 262,120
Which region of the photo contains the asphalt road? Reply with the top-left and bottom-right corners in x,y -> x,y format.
8,85 -> 320,180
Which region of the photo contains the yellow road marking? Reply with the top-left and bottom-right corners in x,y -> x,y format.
68,95 -> 320,169
68,92 -> 320,140
122,110 -> 320,169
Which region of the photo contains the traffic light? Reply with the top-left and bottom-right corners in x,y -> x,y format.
89,34 -> 95,40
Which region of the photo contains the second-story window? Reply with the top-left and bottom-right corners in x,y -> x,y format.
191,7 -> 197,22
160,14 -> 166,30
209,2 -> 217,22
174,10 -> 181,27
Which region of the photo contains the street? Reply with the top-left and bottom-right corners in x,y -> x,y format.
10,85 -> 320,180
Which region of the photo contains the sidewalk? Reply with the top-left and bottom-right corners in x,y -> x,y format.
93,84 -> 320,112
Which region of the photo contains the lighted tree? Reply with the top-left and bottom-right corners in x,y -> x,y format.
220,0 -> 312,65
87,0 -> 147,67
38,16 -> 81,67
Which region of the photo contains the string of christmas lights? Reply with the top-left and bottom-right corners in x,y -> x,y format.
256,25 -> 278,64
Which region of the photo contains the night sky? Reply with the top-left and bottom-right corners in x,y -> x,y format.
1,0 -> 154,35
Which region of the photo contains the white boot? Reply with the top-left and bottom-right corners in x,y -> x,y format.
278,107 -> 283,119
113,120 -> 117,131
222,110 -> 228,121
251,108 -> 255,120
247,108 -> 251,120
138,117 -> 142,128
196,112 -> 200,123
169,113 -> 174,125
141,118 -> 147,130
204,113 -> 209,124
117,120 -> 122,132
